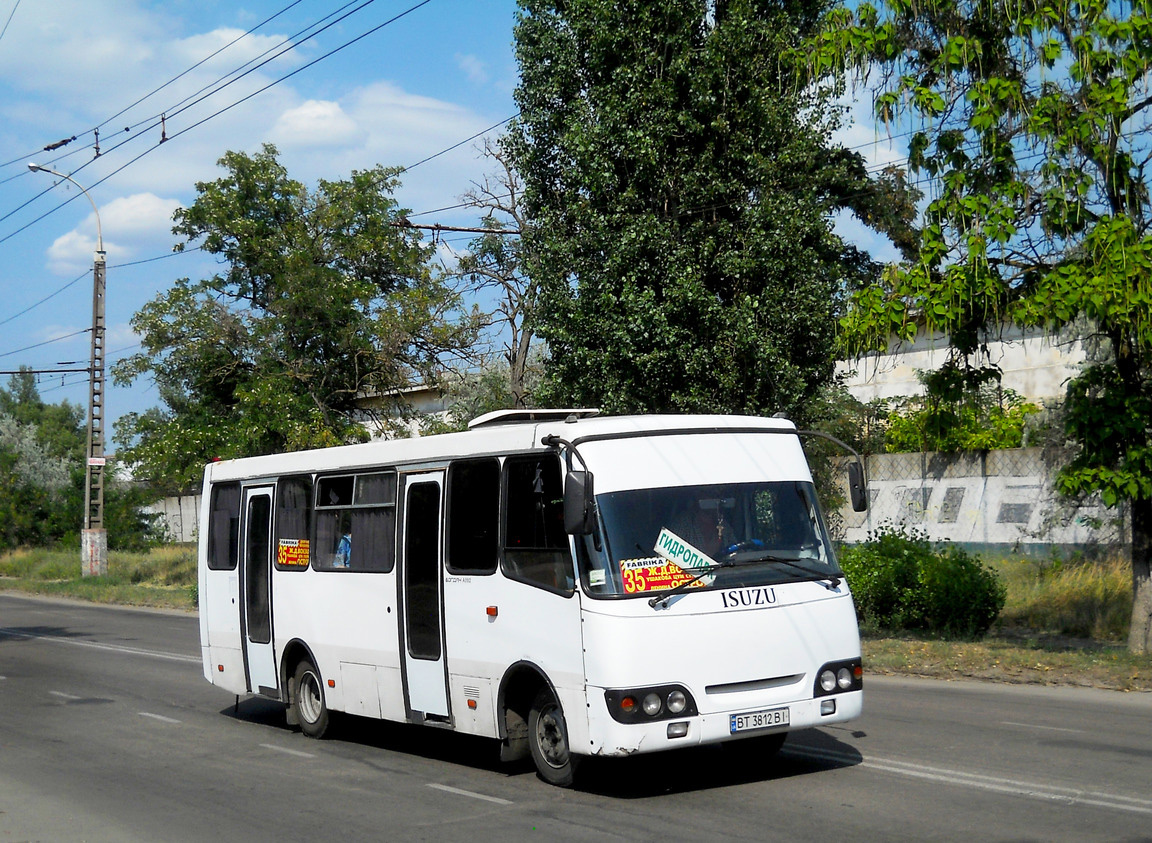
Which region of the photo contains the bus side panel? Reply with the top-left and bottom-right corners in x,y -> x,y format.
442,574 -> 585,743
272,568 -> 404,720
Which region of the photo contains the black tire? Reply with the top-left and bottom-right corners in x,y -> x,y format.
291,658 -> 330,739
527,686 -> 580,787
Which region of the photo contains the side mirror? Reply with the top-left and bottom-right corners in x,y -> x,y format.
564,469 -> 596,535
848,461 -> 868,512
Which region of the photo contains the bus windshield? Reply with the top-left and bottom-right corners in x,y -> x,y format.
580,481 -> 841,598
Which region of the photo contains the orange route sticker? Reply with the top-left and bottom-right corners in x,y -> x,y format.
618,557 -> 706,594
277,538 -> 310,567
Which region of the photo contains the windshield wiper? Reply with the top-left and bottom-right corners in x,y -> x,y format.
647,560 -> 734,608
732,552 -> 842,591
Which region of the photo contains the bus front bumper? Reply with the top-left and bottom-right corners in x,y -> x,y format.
583,689 -> 862,758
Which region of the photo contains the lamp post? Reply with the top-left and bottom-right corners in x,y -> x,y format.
28,163 -> 107,577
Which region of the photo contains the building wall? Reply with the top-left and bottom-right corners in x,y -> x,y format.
837,447 -> 1126,556
838,324 -> 1085,404
145,494 -> 200,544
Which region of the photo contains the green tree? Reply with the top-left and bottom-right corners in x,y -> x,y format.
0,370 -> 160,551
113,145 -> 478,489
816,0 -> 1152,651
507,0 -> 917,420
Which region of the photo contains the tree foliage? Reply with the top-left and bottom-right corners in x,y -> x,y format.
0,370 -> 160,551
507,0 -> 918,420
884,374 -> 1039,453
814,0 -> 1152,650
113,145 -> 478,490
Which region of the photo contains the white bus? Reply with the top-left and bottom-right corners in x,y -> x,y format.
198,410 -> 866,786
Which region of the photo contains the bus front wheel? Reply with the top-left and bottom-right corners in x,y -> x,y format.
291,658 -> 330,739
528,686 -> 579,787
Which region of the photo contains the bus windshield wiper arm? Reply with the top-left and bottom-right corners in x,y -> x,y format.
647,560 -> 733,608
737,554 -> 841,591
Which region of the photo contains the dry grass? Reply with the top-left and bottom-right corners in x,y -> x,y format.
993,554 -> 1132,640
0,545 -> 197,610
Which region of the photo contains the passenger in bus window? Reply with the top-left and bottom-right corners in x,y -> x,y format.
332,512 -> 352,568
334,531 -> 351,567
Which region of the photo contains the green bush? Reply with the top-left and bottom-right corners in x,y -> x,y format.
840,525 -> 1007,639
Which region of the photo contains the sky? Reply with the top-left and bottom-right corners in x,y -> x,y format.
0,0 -> 903,445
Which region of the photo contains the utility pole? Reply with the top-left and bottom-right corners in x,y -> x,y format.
28,163 -> 108,576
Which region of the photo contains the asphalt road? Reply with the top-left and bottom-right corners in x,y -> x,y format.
2,592 -> 1150,842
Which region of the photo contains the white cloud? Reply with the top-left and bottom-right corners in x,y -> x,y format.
271,100 -> 365,148
170,28 -> 304,71
44,193 -> 181,274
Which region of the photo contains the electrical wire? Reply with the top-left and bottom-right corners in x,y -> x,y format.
0,0 -> 19,45
0,0 -> 437,246
0,0 -> 357,172
0,328 -> 89,360
96,0 -> 310,135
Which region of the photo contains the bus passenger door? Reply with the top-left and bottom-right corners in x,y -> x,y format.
240,485 -> 277,696
399,471 -> 449,720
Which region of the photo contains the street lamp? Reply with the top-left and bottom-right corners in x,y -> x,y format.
28,162 -> 108,577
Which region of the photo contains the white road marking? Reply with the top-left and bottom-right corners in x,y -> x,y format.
1001,720 -> 1085,734
426,783 -> 513,805
260,743 -> 315,759
788,746 -> 1152,815
49,691 -> 81,700
0,626 -> 199,664
139,712 -> 182,724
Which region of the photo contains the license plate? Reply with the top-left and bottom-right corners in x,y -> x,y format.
729,706 -> 789,734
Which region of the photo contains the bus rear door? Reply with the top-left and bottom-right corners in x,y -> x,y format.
400,471 -> 450,720
240,485 -> 277,696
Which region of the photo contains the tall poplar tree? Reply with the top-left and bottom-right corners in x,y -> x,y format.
507,0 -> 914,420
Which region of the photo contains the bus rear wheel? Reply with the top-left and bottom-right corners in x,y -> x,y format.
291,658 -> 330,739
528,686 -> 579,787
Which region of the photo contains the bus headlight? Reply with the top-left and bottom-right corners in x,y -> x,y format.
605,685 -> 698,723
814,659 -> 863,697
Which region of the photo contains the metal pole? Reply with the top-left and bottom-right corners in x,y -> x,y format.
27,163 -> 107,576
82,250 -> 107,576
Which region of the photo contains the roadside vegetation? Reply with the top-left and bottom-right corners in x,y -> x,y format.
858,548 -> 1149,691
0,545 -> 196,610
1,540 -> 1147,690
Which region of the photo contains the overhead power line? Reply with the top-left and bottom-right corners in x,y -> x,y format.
0,328 -> 89,360
0,0 -> 438,247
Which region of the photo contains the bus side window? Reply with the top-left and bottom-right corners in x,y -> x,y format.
275,475 -> 312,570
446,458 -> 500,575
501,455 -> 574,595
314,472 -> 396,572
208,482 -> 241,571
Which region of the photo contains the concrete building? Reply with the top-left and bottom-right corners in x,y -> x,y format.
838,323 -> 1085,405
